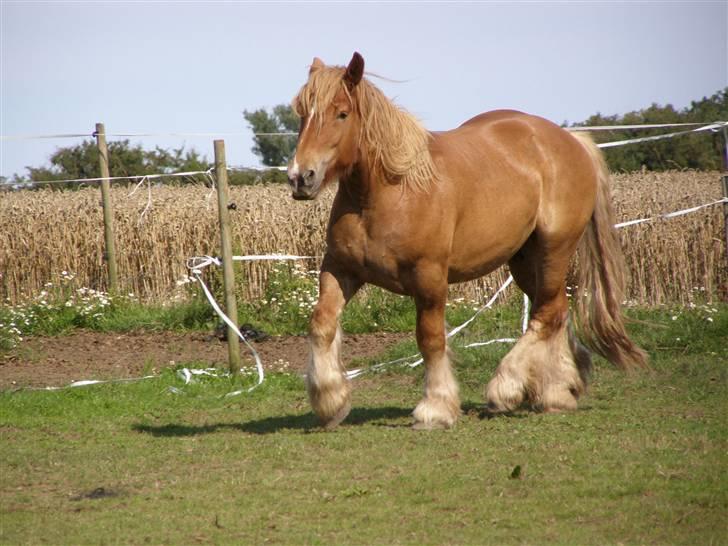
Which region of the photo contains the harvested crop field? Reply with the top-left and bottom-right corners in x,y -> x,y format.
1,171 -> 725,305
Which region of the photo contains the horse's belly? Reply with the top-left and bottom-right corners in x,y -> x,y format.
447,206 -> 537,283
447,257 -> 508,284
446,241 -> 521,284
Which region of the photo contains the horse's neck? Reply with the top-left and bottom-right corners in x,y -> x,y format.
338,161 -> 375,208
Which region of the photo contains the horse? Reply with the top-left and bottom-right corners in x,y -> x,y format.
287,52 -> 647,430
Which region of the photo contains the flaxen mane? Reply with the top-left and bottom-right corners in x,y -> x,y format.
292,65 -> 439,191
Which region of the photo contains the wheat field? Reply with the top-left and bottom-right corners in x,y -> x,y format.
1,171 -> 725,305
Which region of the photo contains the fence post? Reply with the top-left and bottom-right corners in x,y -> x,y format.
722,174 -> 728,262
213,140 -> 241,374
722,128 -> 728,270
95,122 -> 118,294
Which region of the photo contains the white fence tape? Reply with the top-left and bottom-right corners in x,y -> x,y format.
464,338 -> 518,349
185,254 -> 326,395
522,293 -> 530,334
188,267 -> 265,393
567,122 -> 722,131
614,197 -> 727,228
22,169 -> 214,187
23,375 -> 159,391
233,254 -> 317,262
596,122 -> 727,149
346,274 -> 517,378
0,132 -> 93,140
446,275 -> 514,339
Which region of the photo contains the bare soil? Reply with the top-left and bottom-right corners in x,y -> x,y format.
0,330 -> 410,389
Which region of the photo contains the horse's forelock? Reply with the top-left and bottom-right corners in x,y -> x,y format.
292,66 -> 348,123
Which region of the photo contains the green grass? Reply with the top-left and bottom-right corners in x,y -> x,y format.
0,290 -> 216,350
1,305 -> 726,544
0,264 -> 487,349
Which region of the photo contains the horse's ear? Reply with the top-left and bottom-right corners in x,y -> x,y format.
344,52 -> 364,89
310,57 -> 324,74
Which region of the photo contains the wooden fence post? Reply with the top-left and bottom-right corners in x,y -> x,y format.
214,140 -> 241,374
95,122 -> 118,294
721,128 -> 728,270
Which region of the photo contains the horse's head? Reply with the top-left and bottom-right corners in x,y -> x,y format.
288,52 -> 365,200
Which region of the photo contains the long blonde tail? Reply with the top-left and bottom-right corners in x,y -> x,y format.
571,133 -> 648,370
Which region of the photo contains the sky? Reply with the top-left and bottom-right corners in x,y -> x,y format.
1,1 -> 726,179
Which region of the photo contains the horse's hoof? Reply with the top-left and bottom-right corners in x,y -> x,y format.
412,420 -> 451,431
412,398 -> 459,430
321,399 -> 351,430
484,400 -> 514,416
485,374 -> 526,414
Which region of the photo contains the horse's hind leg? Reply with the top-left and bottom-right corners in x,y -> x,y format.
486,234 -> 591,413
307,261 -> 361,429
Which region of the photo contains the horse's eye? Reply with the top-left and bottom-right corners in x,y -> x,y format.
337,111 -> 349,120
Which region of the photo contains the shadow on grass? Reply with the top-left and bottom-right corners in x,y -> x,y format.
132,403 -> 553,437
132,406 -> 414,437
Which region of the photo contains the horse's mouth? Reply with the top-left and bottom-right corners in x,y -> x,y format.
292,191 -> 316,201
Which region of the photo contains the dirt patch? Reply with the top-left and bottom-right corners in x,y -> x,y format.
0,330 -> 411,389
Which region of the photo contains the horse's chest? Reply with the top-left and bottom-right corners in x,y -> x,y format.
327,214 -> 404,284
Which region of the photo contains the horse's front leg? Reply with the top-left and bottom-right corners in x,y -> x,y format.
307,260 -> 361,430
412,276 -> 461,430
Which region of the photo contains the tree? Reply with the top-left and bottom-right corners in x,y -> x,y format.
243,105 -> 299,167
17,141 -> 212,189
571,88 -> 727,172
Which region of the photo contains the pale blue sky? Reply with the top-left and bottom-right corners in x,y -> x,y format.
1,1 -> 726,178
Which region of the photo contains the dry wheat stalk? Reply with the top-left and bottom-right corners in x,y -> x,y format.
1,171 -> 724,305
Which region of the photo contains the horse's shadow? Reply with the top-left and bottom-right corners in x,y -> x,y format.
131,401 -> 548,437
132,406 -> 415,437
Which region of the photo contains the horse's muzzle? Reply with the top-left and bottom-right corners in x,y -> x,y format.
292,190 -> 315,201
289,171 -> 317,200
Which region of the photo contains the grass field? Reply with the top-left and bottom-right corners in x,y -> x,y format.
2,304 -> 726,545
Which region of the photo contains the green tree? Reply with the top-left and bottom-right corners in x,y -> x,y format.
243,105 -> 299,167
571,88 -> 727,172
18,141 -> 212,189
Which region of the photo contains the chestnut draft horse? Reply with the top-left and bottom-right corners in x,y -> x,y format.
287,52 -> 646,430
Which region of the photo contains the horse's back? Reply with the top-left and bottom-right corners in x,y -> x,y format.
431,110 -> 599,283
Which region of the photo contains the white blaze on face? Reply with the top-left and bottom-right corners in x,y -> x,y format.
290,107 -> 316,177
289,158 -> 300,179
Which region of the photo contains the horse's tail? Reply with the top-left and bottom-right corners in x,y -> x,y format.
571,132 -> 648,371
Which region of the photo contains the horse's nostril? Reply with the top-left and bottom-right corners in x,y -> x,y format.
304,169 -> 315,180
288,175 -> 302,190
